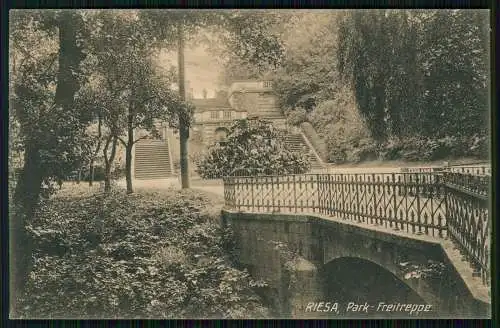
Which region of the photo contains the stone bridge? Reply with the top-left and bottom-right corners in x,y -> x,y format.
220,170 -> 491,318
221,210 -> 490,318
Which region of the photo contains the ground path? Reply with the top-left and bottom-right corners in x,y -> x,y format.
115,166 -> 417,197
116,177 -> 225,196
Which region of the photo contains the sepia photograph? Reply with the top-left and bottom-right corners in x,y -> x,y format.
8,9 -> 491,319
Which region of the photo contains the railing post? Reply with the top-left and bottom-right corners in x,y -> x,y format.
293,174 -> 297,213
317,174 -> 321,214
416,174 -> 422,234
436,173 -> 444,238
443,173 -> 449,239
355,175 -> 360,223
271,175 -> 275,211
392,173 -> 397,230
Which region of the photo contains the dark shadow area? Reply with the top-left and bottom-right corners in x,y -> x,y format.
320,257 -> 435,318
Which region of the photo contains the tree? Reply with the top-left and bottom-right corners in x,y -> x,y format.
338,9 -> 489,153
9,9 -> 91,314
309,96 -> 375,163
272,11 -> 341,113
196,119 -> 310,179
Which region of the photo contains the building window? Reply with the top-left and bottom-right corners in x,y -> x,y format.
263,81 -> 272,88
210,111 -> 220,120
223,111 -> 232,120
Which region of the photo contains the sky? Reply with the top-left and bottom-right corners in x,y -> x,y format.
156,42 -> 222,99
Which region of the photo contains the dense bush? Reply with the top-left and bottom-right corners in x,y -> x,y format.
285,107 -> 308,126
16,188 -> 270,319
196,119 -> 310,179
308,98 -> 377,164
377,135 -> 489,162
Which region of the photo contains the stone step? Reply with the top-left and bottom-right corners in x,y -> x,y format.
135,148 -> 170,153
135,152 -> 170,157
135,174 -> 172,180
134,167 -> 172,172
135,154 -> 170,158
135,171 -> 172,176
135,159 -> 171,164
135,155 -> 170,159
135,163 -> 170,167
135,160 -> 171,164
135,172 -> 172,176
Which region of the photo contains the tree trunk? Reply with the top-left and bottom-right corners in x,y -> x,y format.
10,144 -> 43,315
89,115 -> 102,187
89,162 -> 95,186
125,101 -> 135,194
178,22 -> 190,189
125,143 -> 133,193
55,11 -> 85,111
103,135 -> 118,193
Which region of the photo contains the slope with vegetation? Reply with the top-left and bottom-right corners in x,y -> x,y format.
16,186 -> 270,319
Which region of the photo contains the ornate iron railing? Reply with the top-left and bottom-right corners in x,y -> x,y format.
443,172 -> 490,285
401,164 -> 491,176
223,171 -> 490,286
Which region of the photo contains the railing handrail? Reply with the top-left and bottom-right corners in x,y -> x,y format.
223,170 -> 490,286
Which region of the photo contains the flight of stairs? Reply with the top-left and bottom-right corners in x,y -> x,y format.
134,140 -> 173,179
257,95 -> 282,117
284,133 -> 324,170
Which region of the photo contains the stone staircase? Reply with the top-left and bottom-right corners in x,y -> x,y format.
284,133 -> 324,170
134,140 -> 173,179
257,94 -> 282,118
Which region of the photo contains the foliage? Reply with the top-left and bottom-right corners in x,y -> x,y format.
16,188 -> 270,319
9,11 -> 95,311
338,10 -> 489,151
378,135 -> 488,162
285,107 -> 308,126
140,10 -> 285,88
10,10 -> 92,196
272,12 -> 341,112
309,98 -> 376,163
398,260 -> 446,281
78,11 -> 195,193
196,119 -> 310,179
260,10 -> 489,163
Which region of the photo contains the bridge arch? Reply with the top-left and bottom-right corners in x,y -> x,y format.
321,257 -> 435,317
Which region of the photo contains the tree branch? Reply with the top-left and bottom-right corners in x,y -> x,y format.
117,136 -> 127,146
133,135 -> 152,144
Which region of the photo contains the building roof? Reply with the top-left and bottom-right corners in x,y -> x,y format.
191,90 -> 246,112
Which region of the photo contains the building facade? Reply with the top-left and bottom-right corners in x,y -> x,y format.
189,80 -> 286,146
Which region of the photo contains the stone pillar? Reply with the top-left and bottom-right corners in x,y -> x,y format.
286,257 -> 326,318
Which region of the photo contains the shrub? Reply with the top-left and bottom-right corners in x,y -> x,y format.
196,119 -> 310,179
285,107 -> 308,126
16,189 -> 270,319
376,135 -> 487,162
309,97 -> 375,164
